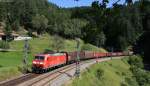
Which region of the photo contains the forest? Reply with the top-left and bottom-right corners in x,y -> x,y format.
0,0 -> 149,64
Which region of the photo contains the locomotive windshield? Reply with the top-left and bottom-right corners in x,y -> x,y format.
35,56 -> 45,60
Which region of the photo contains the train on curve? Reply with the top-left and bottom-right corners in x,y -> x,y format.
32,51 -> 132,73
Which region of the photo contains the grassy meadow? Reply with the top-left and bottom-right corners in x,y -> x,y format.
0,34 -> 106,81
67,58 -> 138,86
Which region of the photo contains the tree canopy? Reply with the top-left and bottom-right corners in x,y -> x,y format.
0,0 -> 150,63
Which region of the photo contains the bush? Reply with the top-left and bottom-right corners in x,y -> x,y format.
121,82 -> 127,86
51,35 -> 64,51
81,44 -> 99,51
43,48 -> 55,53
115,71 -> 121,75
81,44 -> 107,52
17,66 -> 23,73
109,63 -> 113,66
0,41 -> 10,49
134,69 -> 150,86
95,69 -> 104,80
86,67 -> 91,73
128,56 -> 150,86
122,72 -> 126,76
18,64 -> 32,73
125,77 -> 138,86
0,67 -> 21,81
128,55 -> 144,69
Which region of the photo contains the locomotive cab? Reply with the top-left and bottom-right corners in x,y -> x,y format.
33,56 -> 45,65
32,55 -> 47,72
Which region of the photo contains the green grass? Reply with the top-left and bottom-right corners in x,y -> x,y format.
0,52 -> 33,67
81,43 -> 107,52
10,34 -> 51,53
0,34 -> 106,67
0,35 -> 81,67
0,34 -> 107,81
0,67 -> 22,81
67,58 -> 138,86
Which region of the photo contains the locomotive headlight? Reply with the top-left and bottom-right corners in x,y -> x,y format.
39,62 -> 44,64
33,61 -> 37,64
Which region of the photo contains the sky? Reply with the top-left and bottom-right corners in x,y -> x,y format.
48,0 -> 138,8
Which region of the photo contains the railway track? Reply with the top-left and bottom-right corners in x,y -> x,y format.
24,63 -> 76,86
0,56 -> 125,86
0,73 -> 40,86
0,63 -> 75,86
17,58 -> 106,86
27,64 -> 76,86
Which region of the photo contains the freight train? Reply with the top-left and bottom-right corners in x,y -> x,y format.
32,51 -> 132,73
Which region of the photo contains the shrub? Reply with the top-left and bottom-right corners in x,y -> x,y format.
51,35 -> 64,52
134,69 -> 150,86
125,77 -> 138,86
109,63 -> 113,66
86,67 -> 91,73
95,69 -> 104,80
81,43 -> 106,52
17,64 -> 32,73
121,82 -> 127,86
81,44 -> 107,52
122,72 -> 126,76
0,41 -> 10,49
0,67 -> 21,81
17,66 -> 23,73
43,48 -> 55,53
128,55 -> 144,69
81,44 -> 98,51
128,56 -> 150,86
115,71 -> 121,75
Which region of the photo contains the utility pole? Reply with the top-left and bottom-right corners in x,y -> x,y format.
74,0 -> 80,77
111,47 -> 113,60
96,38 -> 99,63
23,39 -> 29,73
75,38 -> 80,77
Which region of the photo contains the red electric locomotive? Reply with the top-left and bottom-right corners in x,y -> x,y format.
32,53 -> 67,72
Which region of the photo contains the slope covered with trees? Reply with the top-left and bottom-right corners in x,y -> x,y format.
0,0 -> 150,63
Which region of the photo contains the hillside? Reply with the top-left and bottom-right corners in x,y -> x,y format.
0,34 -> 106,81
0,0 -> 150,63
67,56 -> 150,86
0,0 -> 149,85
